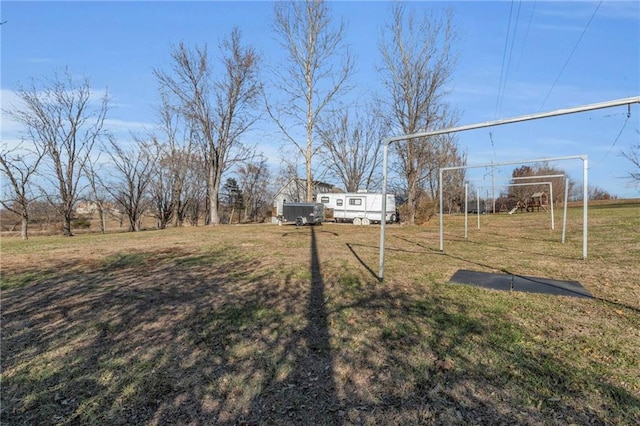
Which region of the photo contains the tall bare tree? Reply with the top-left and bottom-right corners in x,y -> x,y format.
0,142 -> 45,239
103,136 -> 155,232
270,0 -> 354,201
378,4 -> 458,224
7,70 -> 109,235
318,105 -> 387,192
154,28 -> 260,225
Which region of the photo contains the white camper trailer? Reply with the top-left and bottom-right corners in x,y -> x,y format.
316,192 -> 397,225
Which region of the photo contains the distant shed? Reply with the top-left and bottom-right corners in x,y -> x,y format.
272,178 -> 336,223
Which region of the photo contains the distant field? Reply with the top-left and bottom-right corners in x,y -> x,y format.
2,201 -> 639,425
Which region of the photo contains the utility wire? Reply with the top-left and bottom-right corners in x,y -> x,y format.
515,0 -> 537,73
598,115 -> 630,169
497,0 -> 522,115
539,0 -> 603,111
588,109 -> 631,170
495,0 -> 515,118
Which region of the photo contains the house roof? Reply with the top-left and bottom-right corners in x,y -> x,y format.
273,178 -> 337,199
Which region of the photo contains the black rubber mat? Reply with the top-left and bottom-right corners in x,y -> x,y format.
449,269 -> 592,299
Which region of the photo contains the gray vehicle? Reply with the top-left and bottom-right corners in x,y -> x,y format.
281,202 -> 324,226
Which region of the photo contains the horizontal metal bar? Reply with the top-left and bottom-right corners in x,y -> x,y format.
386,96 -> 640,144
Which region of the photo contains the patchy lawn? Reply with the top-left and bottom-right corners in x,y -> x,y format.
2,202 -> 639,425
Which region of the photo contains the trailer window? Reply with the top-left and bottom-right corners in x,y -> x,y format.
336,199 -> 343,206
320,196 -> 329,203
348,198 -> 362,206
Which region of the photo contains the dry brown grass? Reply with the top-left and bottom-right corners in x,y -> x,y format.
1,202 -> 639,425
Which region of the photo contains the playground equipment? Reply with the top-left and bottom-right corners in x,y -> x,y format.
378,97 -> 639,280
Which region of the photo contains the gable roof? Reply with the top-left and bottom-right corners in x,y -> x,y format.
273,177 -> 336,199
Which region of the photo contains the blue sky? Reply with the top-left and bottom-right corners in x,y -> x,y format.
1,1 -> 639,197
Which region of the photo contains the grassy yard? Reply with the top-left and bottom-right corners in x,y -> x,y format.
1,201 -> 639,425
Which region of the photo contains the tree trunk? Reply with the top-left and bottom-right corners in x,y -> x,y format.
208,162 -> 221,225
62,213 -> 73,236
406,169 -> 418,225
97,205 -> 106,234
306,160 -> 313,203
128,215 -> 138,232
21,213 -> 28,240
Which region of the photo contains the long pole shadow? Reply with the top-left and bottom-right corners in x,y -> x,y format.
302,226 -> 342,420
242,227 -> 343,423
346,243 -> 378,280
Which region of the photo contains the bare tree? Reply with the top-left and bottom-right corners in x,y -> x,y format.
269,0 -> 354,201
154,28 -> 260,225
148,90 -> 200,228
509,163 -> 574,207
182,149 -> 208,226
378,4 -> 458,224
236,155 -> 271,222
318,105 -> 387,192
439,143 -> 467,214
0,142 -> 45,239
589,186 -> 616,200
7,70 -> 109,236
621,140 -> 640,188
83,154 -> 110,233
103,136 -> 155,232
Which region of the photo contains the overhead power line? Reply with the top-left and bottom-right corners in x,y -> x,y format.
515,0 -> 537,73
497,0 -> 522,116
539,0 -> 603,111
495,0 -> 515,118
590,107 -> 632,169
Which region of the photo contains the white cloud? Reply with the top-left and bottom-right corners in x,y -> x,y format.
104,118 -> 156,134
1,89 -> 25,137
2,88 -> 157,146
24,57 -> 53,64
597,1 -> 640,20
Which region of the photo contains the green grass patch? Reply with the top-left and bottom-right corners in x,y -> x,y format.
0,268 -> 58,290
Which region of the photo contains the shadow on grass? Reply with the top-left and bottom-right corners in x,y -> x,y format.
439,232 -> 581,261
439,250 -> 640,314
2,230 -> 638,425
328,282 -> 640,424
1,229 -> 343,425
346,243 -> 378,280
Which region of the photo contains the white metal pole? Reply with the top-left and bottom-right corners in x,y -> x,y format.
379,142 -> 389,281
470,181 -> 554,229
464,182 -> 468,239
562,177 -> 569,244
583,156 -> 588,259
477,188 -> 480,230
491,164 -> 496,214
439,168 -> 444,252
386,97 -> 640,143
381,99 -> 633,278
550,183 -> 555,230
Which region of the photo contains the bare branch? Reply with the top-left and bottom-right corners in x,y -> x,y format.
270,0 -> 354,201
6,69 -> 110,235
378,4 -> 461,224
154,28 -> 261,225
